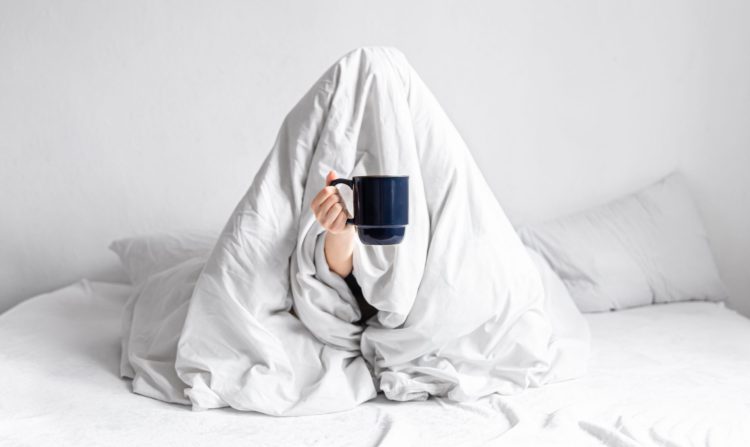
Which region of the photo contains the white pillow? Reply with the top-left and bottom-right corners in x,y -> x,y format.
518,173 -> 727,312
109,231 -> 217,286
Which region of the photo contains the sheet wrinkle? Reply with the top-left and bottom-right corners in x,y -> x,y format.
120,46 -> 588,416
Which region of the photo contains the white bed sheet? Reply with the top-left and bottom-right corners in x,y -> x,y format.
1,280 -> 749,446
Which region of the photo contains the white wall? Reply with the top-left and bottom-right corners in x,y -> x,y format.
1,1 -> 749,314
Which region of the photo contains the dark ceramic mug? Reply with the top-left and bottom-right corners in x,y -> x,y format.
330,175 -> 409,245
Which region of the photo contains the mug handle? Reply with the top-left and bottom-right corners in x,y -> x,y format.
329,178 -> 355,225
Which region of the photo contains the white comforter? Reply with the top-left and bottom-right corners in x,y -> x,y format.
120,47 -> 588,415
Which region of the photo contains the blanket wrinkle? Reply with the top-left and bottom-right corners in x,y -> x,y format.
120,46 -> 589,416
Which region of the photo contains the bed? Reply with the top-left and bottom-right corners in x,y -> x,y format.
2,279 -> 749,446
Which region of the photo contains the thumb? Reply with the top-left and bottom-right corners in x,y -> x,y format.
326,170 -> 337,186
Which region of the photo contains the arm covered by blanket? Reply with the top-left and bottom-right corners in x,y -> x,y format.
121,47 -> 588,416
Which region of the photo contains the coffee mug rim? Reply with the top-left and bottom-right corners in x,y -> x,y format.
352,175 -> 408,179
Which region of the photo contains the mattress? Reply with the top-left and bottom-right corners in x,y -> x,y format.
1,280 -> 749,446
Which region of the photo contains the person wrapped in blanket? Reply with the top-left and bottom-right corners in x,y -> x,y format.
309,170 -> 378,326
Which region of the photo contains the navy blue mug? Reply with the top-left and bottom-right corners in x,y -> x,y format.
330,175 -> 409,245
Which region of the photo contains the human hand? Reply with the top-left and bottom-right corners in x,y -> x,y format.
311,170 -> 352,234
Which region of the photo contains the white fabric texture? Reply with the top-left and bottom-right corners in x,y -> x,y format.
518,173 -> 727,312
109,231 -> 217,286
112,230 -> 589,385
119,47 -> 587,416
525,248 -> 590,382
3,281 -> 749,446
109,231 -> 588,343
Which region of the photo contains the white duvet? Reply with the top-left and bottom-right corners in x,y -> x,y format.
120,46 -> 588,416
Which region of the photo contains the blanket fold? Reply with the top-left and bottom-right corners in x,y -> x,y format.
120,46 -> 588,416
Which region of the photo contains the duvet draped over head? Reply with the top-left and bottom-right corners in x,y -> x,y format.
120,46 -> 588,416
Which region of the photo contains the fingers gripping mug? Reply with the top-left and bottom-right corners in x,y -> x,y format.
330,175 -> 409,245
